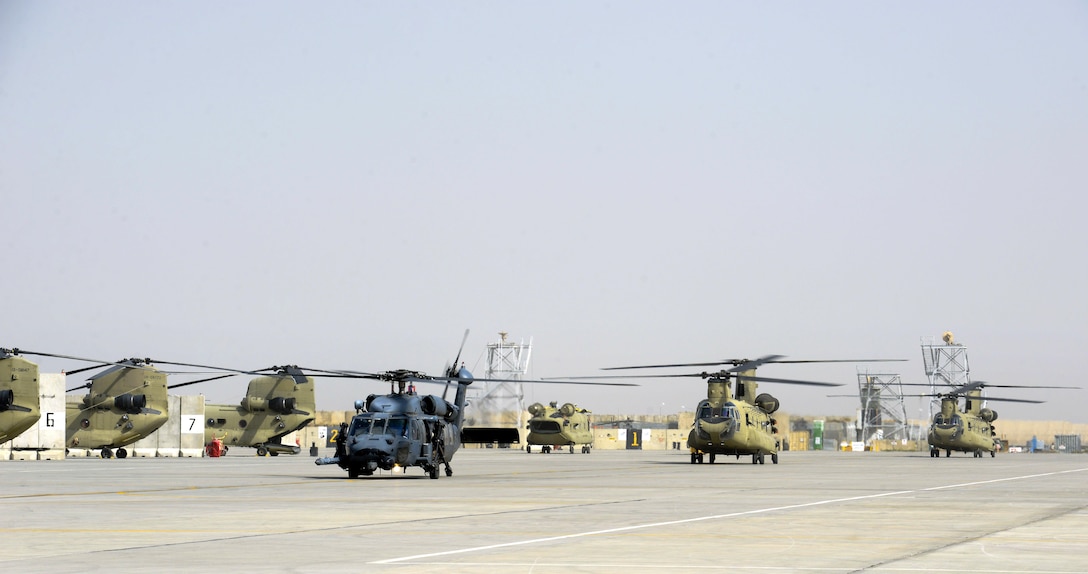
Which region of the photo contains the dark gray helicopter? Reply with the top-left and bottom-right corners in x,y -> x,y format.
315,331 -> 635,479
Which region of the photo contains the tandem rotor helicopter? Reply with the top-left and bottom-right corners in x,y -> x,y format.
314,330 -> 635,479
159,362 -> 318,456
906,380 -> 1079,458
565,355 -> 900,465
2,350 -> 174,458
1,348 -> 40,446
525,401 -> 594,454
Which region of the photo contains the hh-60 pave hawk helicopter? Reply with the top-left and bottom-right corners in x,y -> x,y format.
314,331 -> 635,478
906,380 -> 1078,458
525,401 -> 594,454
568,355 -> 899,465
1,348 -> 40,446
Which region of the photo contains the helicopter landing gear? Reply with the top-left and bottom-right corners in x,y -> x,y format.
752,452 -> 765,464
991,450 -> 996,458
256,445 -> 268,457
100,448 -> 113,459
428,466 -> 439,479
690,452 -> 704,464
348,467 -> 360,479
569,445 -> 574,454
116,448 -> 128,459
930,447 -> 939,457
581,445 -> 591,454
771,452 -> 779,464
945,449 -> 952,457
709,453 -> 716,464
526,445 -> 531,454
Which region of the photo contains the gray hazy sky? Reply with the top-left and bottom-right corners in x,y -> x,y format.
3,2 -> 1086,423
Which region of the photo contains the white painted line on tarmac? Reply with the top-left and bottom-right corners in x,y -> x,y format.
371,466 -> 1088,565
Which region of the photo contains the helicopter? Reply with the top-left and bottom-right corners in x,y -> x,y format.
315,331 -> 636,478
571,355 -> 901,465
1,348 -> 40,446
912,381 -> 1078,458
64,357 -> 171,458
161,363 -> 317,456
525,401 -> 594,454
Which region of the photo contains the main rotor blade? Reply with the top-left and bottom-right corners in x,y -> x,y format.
736,375 -> 844,387
431,375 -> 639,387
18,351 -> 157,371
602,357 -> 905,371
449,329 -> 470,376
167,374 -> 238,390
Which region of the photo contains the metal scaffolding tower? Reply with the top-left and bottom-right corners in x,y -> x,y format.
920,331 -> 970,420
464,332 -> 530,429
855,370 -> 911,444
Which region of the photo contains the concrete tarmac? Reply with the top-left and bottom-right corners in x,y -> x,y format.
2,448 -> 1086,573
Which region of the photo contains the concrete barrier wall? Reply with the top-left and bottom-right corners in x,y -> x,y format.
178,395 -> 205,457
8,373 -> 66,460
132,395 -> 207,457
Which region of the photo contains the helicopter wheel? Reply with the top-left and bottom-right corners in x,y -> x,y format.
570,445 -> 574,454
945,450 -> 951,458
526,445 -> 531,454
101,448 -> 113,459
429,466 -> 439,479
991,450 -> 996,458
256,446 -> 268,457
751,454 -> 758,464
270,451 -> 279,457
709,453 -> 716,464
772,452 -> 779,464
116,448 -> 128,459
348,467 -> 360,479
690,453 -> 697,464
445,467 -> 453,477
758,452 -> 765,465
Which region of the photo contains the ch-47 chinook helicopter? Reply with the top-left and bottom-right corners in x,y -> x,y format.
314,331 -> 635,479
160,363 -> 317,456
525,401 -> 594,454
908,380 -> 1079,458
15,351 -> 233,458
1,348 -> 40,446
10,351 -> 173,458
572,355 -> 899,465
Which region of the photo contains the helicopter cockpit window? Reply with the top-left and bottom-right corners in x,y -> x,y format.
350,417 -> 374,436
697,405 -> 713,420
723,405 -> 739,420
386,418 -> 408,437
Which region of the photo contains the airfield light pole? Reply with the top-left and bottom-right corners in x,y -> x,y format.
855,370 -> 910,446
467,332 -> 531,437
920,332 -> 970,422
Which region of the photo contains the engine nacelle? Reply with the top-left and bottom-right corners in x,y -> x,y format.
528,403 -> 545,417
754,393 -> 780,414
560,403 -> 577,417
421,395 -> 456,420
242,396 -> 267,411
114,393 -> 148,414
979,408 -> 998,422
270,396 -> 297,414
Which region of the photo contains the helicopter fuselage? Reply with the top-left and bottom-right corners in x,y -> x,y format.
65,365 -> 169,456
0,354 -> 41,445
687,374 -> 781,464
525,402 -> 593,453
204,374 -> 316,455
